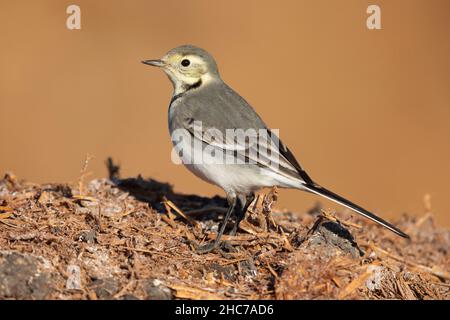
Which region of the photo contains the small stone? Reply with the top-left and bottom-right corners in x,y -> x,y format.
365,265 -> 385,291
143,279 -> 173,300
0,251 -> 52,299
66,265 -> 82,290
88,278 -> 119,299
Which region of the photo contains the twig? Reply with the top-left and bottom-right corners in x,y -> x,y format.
206,231 -> 282,246
0,212 -> 13,219
168,284 -> 223,300
252,194 -> 260,212
163,198 -> 199,227
116,245 -> 174,258
161,214 -> 176,228
185,206 -> 228,217
113,280 -> 134,299
258,203 -> 267,232
207,233 -> 258,242
72,195 -> 98,202
220,258 -> 249,266
415,212 -> 433,228
279,226 -> 294,252
0,205 -> 13,212
338,266 -> 374,299
238,219 -> 263,235
266,263 -> 278,279
97,205 -> 103,232
262,187 -> 278,230
321,209 -> 362,230
0,219 -> 19,228
432,282 -> 450,288
113,209 -> 136,221
78,154 -> 93,196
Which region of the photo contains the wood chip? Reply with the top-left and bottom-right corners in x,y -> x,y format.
0,212 -> 13,219
369,243 -> 450,281
168,284 -> 224,300
338,266 -> 374,299
164,198 -> 199,227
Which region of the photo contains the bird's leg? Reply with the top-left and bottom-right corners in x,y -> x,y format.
229,193 -> 255,237
196,196 -> 237,254
220,193 -> 256,254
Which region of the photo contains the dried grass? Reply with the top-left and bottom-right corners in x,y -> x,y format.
0,161 -> 448,300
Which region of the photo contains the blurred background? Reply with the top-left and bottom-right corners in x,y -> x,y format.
1,0 -> 449,226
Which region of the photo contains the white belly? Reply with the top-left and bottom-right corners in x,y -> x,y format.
169,130 -> 302,194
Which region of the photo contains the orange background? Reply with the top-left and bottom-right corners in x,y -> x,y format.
1,1 -> 449,226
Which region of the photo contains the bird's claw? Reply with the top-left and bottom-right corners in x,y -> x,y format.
196,242 -> 218,254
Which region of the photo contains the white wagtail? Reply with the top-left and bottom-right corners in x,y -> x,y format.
142,45 -> 409,253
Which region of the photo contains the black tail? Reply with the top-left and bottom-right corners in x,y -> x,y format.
304,184 -> 409,238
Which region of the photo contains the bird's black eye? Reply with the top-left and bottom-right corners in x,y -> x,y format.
181,59 -> 190,67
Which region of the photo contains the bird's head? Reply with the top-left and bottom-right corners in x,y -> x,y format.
142,45 -> 220,94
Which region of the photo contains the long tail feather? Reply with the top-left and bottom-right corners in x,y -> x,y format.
304,184 -> 409,238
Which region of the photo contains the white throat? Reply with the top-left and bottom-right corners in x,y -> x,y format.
167,72 -> 215,96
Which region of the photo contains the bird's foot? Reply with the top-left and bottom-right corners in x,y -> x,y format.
195,240 -> 239,255
220,241 -> 238,253
196,242 -> 218,254
217,241 -> 240,259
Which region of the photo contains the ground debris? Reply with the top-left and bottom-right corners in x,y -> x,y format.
0,167 -> 448,300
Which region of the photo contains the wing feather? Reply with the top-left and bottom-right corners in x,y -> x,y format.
171,82 -> 312,184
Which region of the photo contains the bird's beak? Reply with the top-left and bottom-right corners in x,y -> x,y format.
141,59 -> 166,67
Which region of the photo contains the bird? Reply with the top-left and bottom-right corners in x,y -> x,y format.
142,45 -> 409,253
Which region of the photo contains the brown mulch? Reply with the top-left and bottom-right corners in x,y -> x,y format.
0,160 -> 448,300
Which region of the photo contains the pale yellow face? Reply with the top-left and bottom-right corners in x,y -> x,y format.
143,45 -> 220,94
161,53 -> 211,92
